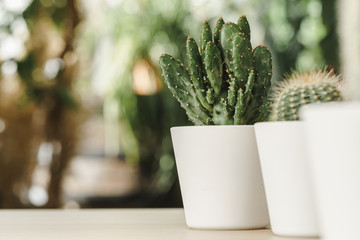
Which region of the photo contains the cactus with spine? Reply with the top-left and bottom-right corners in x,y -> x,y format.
271,70 -> 343,121
159,16 -> 273,125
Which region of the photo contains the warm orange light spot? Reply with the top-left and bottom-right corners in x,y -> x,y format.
132,59 -> 162,95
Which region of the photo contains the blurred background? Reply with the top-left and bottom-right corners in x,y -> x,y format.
0,0 -> 341,208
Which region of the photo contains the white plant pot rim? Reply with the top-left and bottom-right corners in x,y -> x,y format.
171,125 -> 254,130
255,121 -> 303,126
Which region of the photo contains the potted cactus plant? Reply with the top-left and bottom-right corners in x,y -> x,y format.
254,70 -> 343,237
159,16 -> 271,229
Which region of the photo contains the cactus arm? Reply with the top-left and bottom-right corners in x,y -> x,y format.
221,23 -> 245,108
204,41 -> 223,97
159,54 -> 212,125
199,20 -> 212,56
213,17 -> 225,47
233,70 -> 255,124
186,36 -> 213,112
237,15 -> 251,41
233,88 -> 245,125
243,70 -> 255,106
227,74 -> 237,108
220,22 -> 241,68
213,17 -> 227,83
232,33 -> 253,91
253,45 -> 272,107
220,22 -> 242,94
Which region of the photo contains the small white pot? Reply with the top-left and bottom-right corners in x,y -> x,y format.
300,102 -> 360,240
171,125 -> 269,230
254,121 -> 319,237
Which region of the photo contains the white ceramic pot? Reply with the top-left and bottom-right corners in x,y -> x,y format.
171,125 -> 269,230
300,102 -> 360,240
254,121 -> 318,237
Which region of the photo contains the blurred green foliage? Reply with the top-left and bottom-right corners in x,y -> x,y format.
258,0 -> 338,80
77,0 -> 194,205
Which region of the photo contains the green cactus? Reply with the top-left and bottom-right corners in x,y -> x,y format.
159,16 -> 273,125
213,17 -> 224,47
237,15 -> 250,41
199,20 -> 212,56
271,70 -> 343,121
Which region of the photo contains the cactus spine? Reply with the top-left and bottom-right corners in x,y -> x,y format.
159,16 -> 273,125
271,70 -> 343,121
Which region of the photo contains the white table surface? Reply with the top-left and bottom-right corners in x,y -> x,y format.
0,208 -> 319,240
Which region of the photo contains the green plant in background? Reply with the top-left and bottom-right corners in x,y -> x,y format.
271,70 -> 343,121
257,0 -> 337,80
76,0 -> 194,207
160,16 -> 273,125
